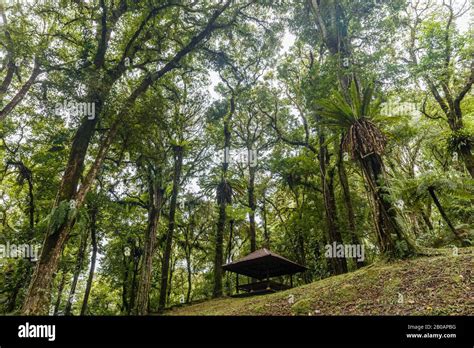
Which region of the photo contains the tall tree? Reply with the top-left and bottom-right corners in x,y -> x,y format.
158,144 -> 184,310
404,0 -> 474,177
22,0 -> 238,314
319,81 -> 418,258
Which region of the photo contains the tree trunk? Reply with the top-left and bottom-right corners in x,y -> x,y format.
27,174 -> 34,239
428,186 -> 466,244
166,256 -> 176,306
361,154 -> 416,258
121,250 -> 130,314
297,229 -> 309,283
0,59 -> 41,122
214,97 -> 234,298
458,142 -> 474,179
262,190 -> 270,249
158,145 -> 184,310
134,198 -> 160,314
134,162 -> 164,315
185,250 -> 192,304
128,249 -> 140,315
337,141 -> 364,268
80,205 -> 98,316
225,219 -> 234,295
248,161 -> 257,252
225,219 -> 234,264
326,167 -> 348,274
318,134 -> 347,275
214,200 -> 225,298
53,270 -> 67,316
21,107 -> 101,315
64,228 -> 89,315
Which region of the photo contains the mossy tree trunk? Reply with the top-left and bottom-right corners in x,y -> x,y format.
319,133 -> 348,275
158,145 -> 184,311
360,154 -> 416,258
337,143 -> 364,268
214,96 -> 235,298
80,205 -> 98,316
64,228 -> 89,315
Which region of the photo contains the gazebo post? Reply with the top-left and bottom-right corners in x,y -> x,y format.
236,273 -> 239,294
290,274 -> 293,288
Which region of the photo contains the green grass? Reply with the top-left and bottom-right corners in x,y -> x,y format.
165,248 -> 473,316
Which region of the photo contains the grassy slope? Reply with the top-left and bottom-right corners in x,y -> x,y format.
167,248 -> 473,316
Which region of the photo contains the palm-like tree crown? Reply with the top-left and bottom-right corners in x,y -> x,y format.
319,81 -> 387,160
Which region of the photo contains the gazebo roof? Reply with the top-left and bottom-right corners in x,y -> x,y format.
222,248 -> 307,279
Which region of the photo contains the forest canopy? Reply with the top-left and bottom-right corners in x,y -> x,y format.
0,0 -> 472,316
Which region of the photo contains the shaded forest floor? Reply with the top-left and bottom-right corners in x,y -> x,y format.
166,248 -> 473,316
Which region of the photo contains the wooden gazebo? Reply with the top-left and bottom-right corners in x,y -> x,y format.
222,248 -> 307,294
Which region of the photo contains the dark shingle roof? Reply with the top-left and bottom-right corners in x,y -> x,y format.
222,248 -> 306,279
